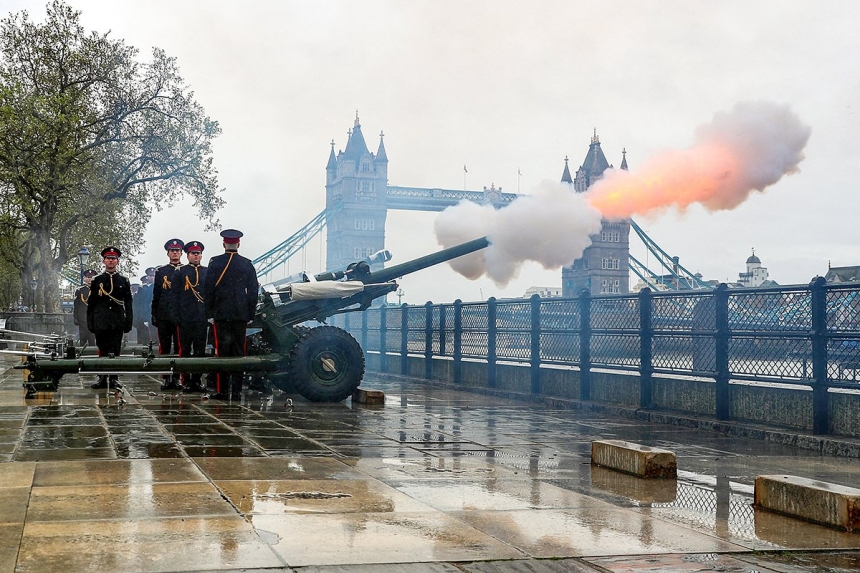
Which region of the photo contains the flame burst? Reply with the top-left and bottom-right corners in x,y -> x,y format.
587,101 -> 811,219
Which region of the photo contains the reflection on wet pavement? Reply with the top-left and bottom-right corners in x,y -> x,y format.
0,357 -> 859,571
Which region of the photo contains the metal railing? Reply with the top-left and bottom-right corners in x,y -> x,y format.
334,277 -> 860,435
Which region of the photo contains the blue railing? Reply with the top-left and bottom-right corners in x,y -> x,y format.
333,277 -> 860,435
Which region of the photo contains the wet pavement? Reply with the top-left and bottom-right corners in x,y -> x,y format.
0,355 -> 859,572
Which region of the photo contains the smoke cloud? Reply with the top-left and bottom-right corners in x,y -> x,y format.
586,100 -> 811,218
435,181 -> 603,286
435,100 -> 810,286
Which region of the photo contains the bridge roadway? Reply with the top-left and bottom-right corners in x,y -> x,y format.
0,355 -> 858,572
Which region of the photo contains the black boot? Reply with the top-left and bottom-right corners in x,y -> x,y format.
184,376 -> 206,393
160,375 -> 178,391
109,375 -> 120,389
230,380 -> 243,400
91,375 -> 108,389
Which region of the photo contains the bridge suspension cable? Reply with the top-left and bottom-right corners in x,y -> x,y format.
629,219 -> 712,291
253,203 -> 342,280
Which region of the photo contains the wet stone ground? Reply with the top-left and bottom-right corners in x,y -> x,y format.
0,355 -> 859,572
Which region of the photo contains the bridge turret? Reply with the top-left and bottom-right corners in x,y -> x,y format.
325,114 -> 389,273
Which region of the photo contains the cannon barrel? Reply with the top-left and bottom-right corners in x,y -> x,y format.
359,236 -> 488,285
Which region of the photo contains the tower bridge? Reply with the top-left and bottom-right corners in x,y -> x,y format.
254,114 -> 702,296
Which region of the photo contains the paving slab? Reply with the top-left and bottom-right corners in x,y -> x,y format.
16,517 -> 285,573
0,523 -> 24,573
32,458 -> 206,486
249,511 -> 524,566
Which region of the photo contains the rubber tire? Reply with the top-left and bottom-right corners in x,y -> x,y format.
287,325 -> 365,402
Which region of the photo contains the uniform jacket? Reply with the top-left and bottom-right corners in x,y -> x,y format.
203,252 -> 259,322
132,283 -> 153,325
151,263 -> 181,324
87,271 -> 133,333
173,264 -> 208,325
72,285 -> 90,326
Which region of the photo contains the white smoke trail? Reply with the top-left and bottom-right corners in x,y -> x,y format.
435,100 -> 810,285
434,181 -> 602,286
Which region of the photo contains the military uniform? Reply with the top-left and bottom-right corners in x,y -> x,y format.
72,269 -> 97,346
87,247 -> 133,389
173,241 -> 208,391
203,229 -> 259,399
152,239 -> 184,389
132,267 -> 156,344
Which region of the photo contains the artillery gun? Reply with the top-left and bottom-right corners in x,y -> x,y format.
13,237 -> 489,401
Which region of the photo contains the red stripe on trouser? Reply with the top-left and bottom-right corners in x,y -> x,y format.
212,322 -> 221,393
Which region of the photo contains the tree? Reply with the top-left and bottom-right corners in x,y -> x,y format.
0,1 -> 223,312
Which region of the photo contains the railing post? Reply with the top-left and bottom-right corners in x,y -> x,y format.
714,284 -> 730,420
487,297 -> 497,389
810,276 -> 830,434
401,304 -> 409,376
439,305 -> 447,356
453,299 -> 462,384
579,289 -> 592,401
530,294 -> 541,395
639,287 -> 653,409
379,303 -> 388,373
424,302 -> 434,379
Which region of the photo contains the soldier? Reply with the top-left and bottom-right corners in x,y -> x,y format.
152,239 -> 184,390
173,241 -> 208,392
132,269 -> 155,344
87,247 -> 133,389
72,269 -> 97,346
203,229 -> 259,400
134,275 -> 152,344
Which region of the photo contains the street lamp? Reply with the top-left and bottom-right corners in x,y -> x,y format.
78,246 -> 90,285
30,278 -> 37,313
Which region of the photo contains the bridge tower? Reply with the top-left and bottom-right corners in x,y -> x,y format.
325,113 -> 389,272
561,131 -> 631,296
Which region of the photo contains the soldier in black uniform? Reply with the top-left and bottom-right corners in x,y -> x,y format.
72,269 -> 97,346
87,247 -> 133,389
203,229 -> 259,400
152,239 -> 184,390
173,241 -> 208,392
132,267 -> 156,344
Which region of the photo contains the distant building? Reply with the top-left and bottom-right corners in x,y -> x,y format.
738,249 -> 770,287
561,131 -> 631,297
631,269 -> 717,292
523,286 -> 562,298
825,264 -> 860,284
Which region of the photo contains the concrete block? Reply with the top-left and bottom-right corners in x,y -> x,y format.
352,388 -> 385,405
591,439 -> 677,478
755,475 -> 860,531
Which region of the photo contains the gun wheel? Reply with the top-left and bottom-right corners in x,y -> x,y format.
288,325 -> 365,402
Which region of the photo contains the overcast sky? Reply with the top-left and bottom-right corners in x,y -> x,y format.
3,0 -> 859,303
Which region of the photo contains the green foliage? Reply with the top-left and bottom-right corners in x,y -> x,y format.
0,0 -> 223,311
